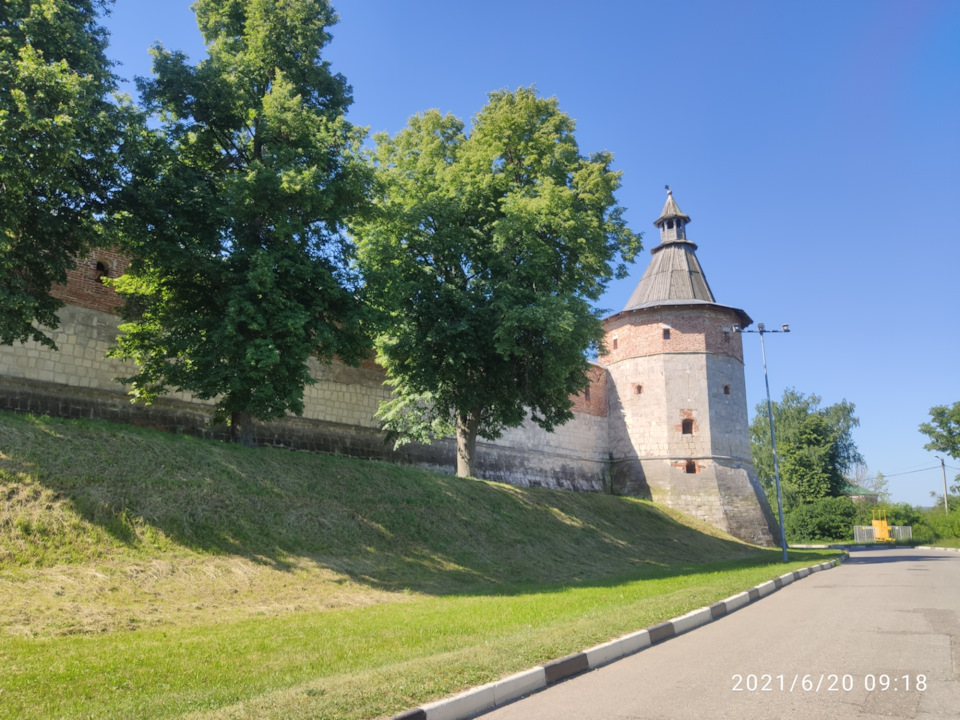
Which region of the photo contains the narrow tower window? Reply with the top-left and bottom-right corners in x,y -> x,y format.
663,328 -> 671,340
682,418 -> 694,435
723,385 -> 730,395
95,261 -> 108,284
685,459 -> 696,474
612,337 -> 618,350
635,384 -> 643,395
584,387 -> 591,403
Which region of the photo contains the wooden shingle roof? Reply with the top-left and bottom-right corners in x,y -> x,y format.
623,239 -> 715,309
654,188 -> 691,227
624,189 -> 714,310
617,189 -> 752,327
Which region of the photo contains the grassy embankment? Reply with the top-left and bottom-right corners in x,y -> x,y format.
0,411 -> 840,720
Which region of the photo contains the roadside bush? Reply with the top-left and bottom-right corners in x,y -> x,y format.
924,509 -> 960,541
785,496 -> 857,542
907,519 -> 937,544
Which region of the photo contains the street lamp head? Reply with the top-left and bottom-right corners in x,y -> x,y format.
781,323 -> 790,333
732,323 -> 740,333
757,322 -> 765,332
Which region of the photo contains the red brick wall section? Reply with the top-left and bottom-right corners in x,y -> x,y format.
50,250 -> 130,315
50,250 -> 605,418
600,306 -> 744,364
569,364 -> 607,417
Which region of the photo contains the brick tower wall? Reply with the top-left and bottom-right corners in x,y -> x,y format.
602,305 -> 778,546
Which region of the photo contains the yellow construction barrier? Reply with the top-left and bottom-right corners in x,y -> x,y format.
872,509 -> 891,543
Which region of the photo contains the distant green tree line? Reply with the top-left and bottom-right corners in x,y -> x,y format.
755,392 -> 960,543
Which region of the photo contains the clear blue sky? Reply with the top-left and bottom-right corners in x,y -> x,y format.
102,0 -> 960,507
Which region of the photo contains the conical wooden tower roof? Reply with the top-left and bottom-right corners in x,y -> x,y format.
623,188 -> 715,311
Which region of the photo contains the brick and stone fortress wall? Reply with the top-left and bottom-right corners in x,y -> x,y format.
599,305 -> 777,546
600,306 -> 750,466
601,305 -> 744,364
49,249 -> 130,315
0,258 -> 610,492
1,240 -> 779,546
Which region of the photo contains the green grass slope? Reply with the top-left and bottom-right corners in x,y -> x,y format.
0,411 -> 838,719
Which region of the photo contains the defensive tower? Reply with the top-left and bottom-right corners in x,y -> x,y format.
601,189 -> 778,546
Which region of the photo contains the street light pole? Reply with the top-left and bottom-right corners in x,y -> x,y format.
935,456 -> 949,513
735,322 -> 790,562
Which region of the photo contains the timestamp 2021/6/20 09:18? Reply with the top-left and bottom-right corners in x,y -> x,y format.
732,674 -> 927,693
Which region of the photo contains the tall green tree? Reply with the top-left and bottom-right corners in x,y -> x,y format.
0,0 -> 128,348
352,88 -> 640,477
109,0 -> 370,444
750,388 -> 863,509
919,402 -> 960,460
920,402 -> 960,496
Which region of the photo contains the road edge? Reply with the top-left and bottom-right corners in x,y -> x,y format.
388,557 -> 845,720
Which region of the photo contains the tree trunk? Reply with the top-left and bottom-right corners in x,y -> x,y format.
456,410 -> 480,478
230,410 -> 255,447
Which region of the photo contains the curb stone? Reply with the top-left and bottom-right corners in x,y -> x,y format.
792,544 -> 960,551
387,558 -> 843,720
915,545 -> 960,552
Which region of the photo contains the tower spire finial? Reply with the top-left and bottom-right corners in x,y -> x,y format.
653,187 -> 691,242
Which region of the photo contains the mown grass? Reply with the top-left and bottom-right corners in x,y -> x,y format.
0,411 -> 840,719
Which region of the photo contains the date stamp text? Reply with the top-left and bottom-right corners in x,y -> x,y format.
732,674 -> 927,692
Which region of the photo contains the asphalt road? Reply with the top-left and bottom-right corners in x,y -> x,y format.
480,548 -> 960,720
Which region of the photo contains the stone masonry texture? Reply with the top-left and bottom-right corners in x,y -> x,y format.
601,304 -> 778,545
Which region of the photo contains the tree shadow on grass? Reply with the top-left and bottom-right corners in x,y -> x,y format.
0,412 -> 830,595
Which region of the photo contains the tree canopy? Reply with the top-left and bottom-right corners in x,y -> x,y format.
919,402 -> 960,461
920,402 -> 960,499
352,88 -> 640,477
0,0 -> 128,348
108,0 -> 370,444
750,388 -> 863,510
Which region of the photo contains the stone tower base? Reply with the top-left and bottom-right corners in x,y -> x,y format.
612,458 -> 780,547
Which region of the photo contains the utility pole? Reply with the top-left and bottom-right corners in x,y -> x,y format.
935,456 -> 949,513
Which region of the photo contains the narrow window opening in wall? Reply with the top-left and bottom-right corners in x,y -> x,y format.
667,219 -> 674,229
682,418 -> 694,435
95,261 -> 108,284
612,337 -> 618,350
635,384 -> 643,395
723,385 -> 731,395
724,331 -> 730,342
663,328 -> 671,340
685,459 -> 696,474
584,387 -> 591,402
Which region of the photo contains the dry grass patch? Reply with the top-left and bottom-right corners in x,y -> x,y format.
0,554 -> 408,637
